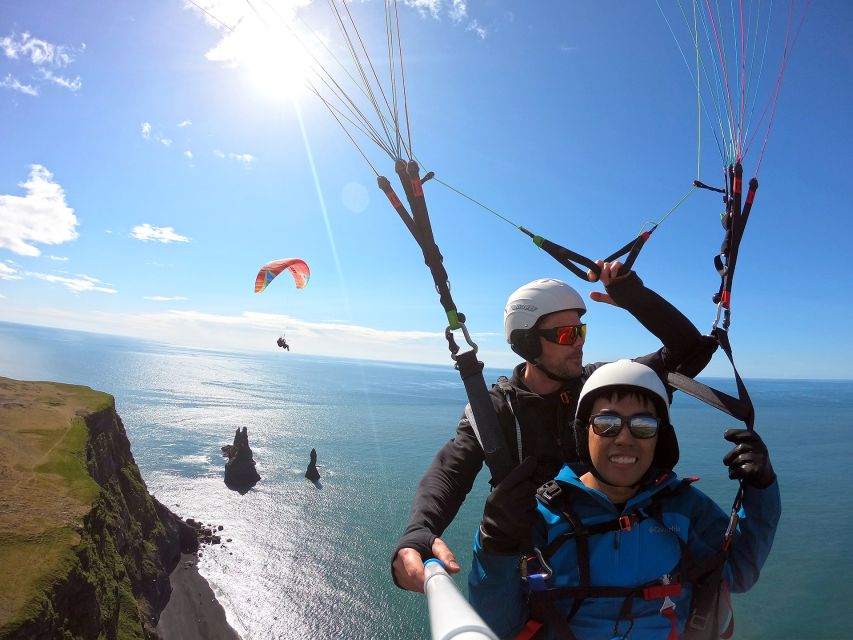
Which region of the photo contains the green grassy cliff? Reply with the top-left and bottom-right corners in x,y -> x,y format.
0,377 -> 195,640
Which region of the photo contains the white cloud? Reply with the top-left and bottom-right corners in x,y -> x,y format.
39,68 -> 82,91
404,0 -> 442,19
178,120 -> 192,127
466,19 -> 486,39
130,224 -> 191,244
0,301 -> 519,368
212,149 -> 254,164
401,0 -> 483,37
145,295 -> 189,301
0,32 -> 82,93
141,121 -> 174,147
0,32 -> 74,66
26,271 -> 116,294
0,165 -> 79,257
49,255 -> 69,261
229,153 -> 254,164
0,73 -> 38,95
0,262 -> 22,280
163,310 -> 448,357
450,0 -> 468,22
184,150 -> 193,159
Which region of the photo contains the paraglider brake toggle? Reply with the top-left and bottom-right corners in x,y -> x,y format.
693,179 -> 726,194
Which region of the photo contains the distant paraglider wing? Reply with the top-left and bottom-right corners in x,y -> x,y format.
254,258 -> 310,293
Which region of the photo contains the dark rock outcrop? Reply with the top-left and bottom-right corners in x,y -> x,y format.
221,427 -> 260,493
305,447 -> 320,484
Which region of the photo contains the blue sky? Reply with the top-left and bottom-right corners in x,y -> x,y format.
1,1 -> 850,378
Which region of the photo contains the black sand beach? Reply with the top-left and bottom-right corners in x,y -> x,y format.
156,553 -> 241,640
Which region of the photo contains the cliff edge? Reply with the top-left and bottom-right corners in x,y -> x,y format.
0,377 -> 197,640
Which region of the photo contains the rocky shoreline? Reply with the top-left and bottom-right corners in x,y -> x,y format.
156,553 -> 240,640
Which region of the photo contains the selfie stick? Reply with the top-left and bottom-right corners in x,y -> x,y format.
423,559 -> 499,640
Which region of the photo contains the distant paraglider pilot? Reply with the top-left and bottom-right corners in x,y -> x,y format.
277,337 -> 290,351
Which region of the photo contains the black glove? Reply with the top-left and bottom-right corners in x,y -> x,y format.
479,456 -> 538,554
723,429 -> 776,489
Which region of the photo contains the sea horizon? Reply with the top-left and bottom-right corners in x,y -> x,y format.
3,320 -> 851,384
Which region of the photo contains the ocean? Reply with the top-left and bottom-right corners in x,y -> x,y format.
1,321 -> 851,639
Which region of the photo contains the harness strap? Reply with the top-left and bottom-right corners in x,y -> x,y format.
496,377 -> 524,463
514,619 -> 545,640
670,533 -> 733,640
529,477 -> 711,638
528,582 -> 683,602
529,598 -> 578,640
377,161 -> 515,485
457,350 -> 514,484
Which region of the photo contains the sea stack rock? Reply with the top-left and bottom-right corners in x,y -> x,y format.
221,427 -> 260,492
305,447 -> 320,484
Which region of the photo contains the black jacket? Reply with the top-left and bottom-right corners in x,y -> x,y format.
392,272 -> 717,578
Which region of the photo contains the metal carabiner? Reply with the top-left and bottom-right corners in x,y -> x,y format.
521,547 -> 554,590
446,321 -> 478,362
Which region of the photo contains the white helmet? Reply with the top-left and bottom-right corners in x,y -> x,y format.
504,279 -> 586,361
574,359 -> 679,470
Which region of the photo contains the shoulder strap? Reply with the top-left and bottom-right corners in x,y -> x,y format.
465,378 -> 523,466
496,377 -> 523,463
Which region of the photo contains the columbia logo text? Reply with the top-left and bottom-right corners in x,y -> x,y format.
649,524 -> 681,534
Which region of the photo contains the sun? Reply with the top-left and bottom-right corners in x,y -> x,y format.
241,28 -> 315,102
201,4 -> 317,102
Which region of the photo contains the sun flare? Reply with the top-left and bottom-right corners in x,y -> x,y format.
200,1 -> 318,102
242,29 -> 314,101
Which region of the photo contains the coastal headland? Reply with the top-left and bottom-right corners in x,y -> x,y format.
0,377 -> 239,640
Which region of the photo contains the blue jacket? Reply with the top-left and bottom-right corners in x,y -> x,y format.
469,465 -> 781,640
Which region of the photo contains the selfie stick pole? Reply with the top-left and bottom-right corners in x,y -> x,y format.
423,559 -> 499,640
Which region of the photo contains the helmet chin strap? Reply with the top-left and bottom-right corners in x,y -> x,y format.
531,360 -> 573,384
587,464 -> 643,490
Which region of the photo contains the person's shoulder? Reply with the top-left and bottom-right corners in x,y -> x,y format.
583,362 -> 609,379
659,478 -> 722,517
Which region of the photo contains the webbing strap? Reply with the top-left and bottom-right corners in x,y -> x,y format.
520,227 -> 655,283
713,164 -> 758,330
603,226 -> 657,273
535,236 -> 600,281
396,161 -> 458,319
376,162 -> 513,485
457,350 -> 514,484
665,327 -> 754,429
514,619 -> 545,640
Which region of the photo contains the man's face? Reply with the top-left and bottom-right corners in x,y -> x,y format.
535,310 -> 585,379
586,392 -> 658,490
